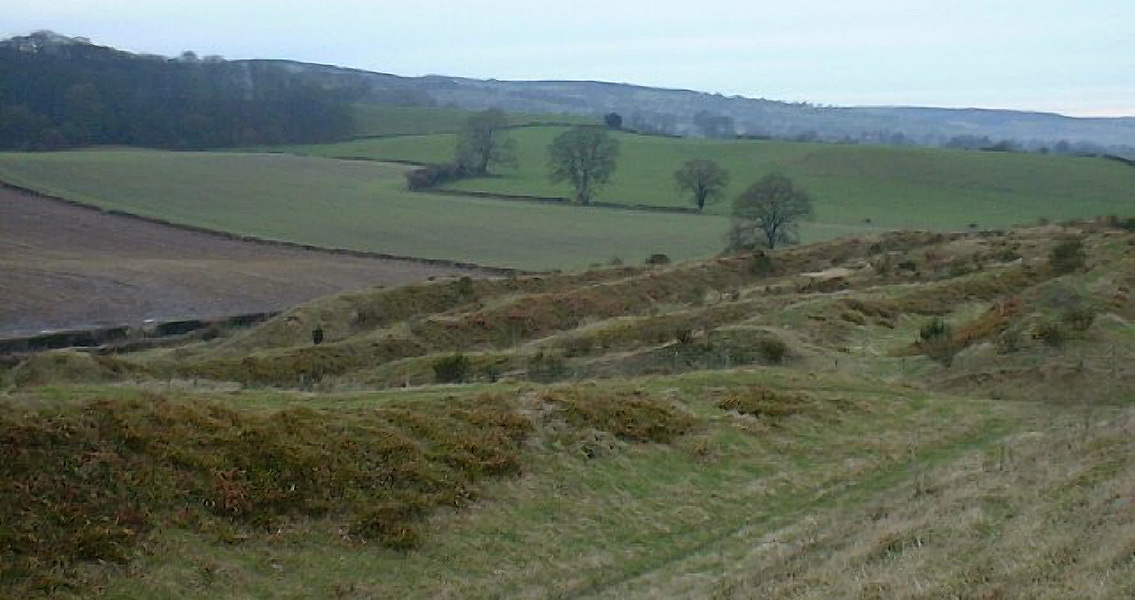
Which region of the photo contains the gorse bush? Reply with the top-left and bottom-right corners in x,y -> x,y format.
1049,237 -> 1086,274
748,251 -> 776,276
1063,305 -> 1097,332
919,318 -> 960,367
433,353 -> 470,383
995,328 -> 1024,354
0,394 -> 532,595
756,336 -> 789,364
1035,321 -> 1067,347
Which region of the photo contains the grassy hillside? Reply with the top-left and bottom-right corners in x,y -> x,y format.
351,105 -> 595,138
4,223 -> 1135,598
288,127 -> 1135,229
0,150 -> 741,270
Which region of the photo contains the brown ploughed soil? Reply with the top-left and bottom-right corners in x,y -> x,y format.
0,188 -> 481,337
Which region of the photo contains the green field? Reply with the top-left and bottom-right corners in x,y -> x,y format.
288,126 -> 1135,229
350,105 -> 596,138
0,150 -> 744,270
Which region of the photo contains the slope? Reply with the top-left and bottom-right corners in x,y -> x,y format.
3,222 -> 1135,599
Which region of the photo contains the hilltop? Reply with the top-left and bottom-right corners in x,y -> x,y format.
3,31 -> 1134,153
3,221 -> 1135,598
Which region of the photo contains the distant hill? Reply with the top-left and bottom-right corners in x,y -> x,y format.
0,31 -> 355,150
247,59 -> 1135,153
3,31 -> 1134,155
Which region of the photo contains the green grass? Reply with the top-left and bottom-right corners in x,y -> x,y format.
350,105 -> 596,138
0,150 -> 737,270
0,370 -> 1052,599
288,126 -> 1135,229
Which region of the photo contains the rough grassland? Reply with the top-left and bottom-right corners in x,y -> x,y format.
0,151 -> 731,270
4,224 -> 1135,598
291,126 -> 1135,228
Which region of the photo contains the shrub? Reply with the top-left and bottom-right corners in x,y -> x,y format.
756,336 -> 788,364
674,327 -> 695,346
1035,321 -> 1066,347
405,162 -> 470,191
748,251 -> 776,276
1063,306 -> 1097,332
452,276 -> 476,302
995,329 -> 1024,354
919,318 -> 960,367
1049,237 -> 1086,274
646,253 -> 671,266
995,248 -> 1022,262
607,256 -> 624,266
432,353 -> 470,383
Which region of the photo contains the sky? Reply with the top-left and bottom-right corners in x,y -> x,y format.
3,0 -> 1133,117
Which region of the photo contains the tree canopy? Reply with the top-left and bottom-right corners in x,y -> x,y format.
454,108 -> 517,175
728,173 -> 814,250
674,159 -> 730,213
0,36 -> 355,150
547,126 -> 620,205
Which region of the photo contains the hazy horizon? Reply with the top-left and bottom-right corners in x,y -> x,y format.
3,0 -> 1132,118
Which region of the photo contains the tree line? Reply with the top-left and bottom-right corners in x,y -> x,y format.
0,38 -> 356,150
413,109 -> 814,251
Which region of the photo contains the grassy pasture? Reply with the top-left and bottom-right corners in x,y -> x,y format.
0,150 -> 741,270
289,126 -> 1135,229
351,104 -> 595,138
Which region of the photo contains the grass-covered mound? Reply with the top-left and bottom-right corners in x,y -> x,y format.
0,385 -> 709,597
0,393 -> 531,595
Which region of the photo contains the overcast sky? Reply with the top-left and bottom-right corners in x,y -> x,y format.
3,0 -> 1133,117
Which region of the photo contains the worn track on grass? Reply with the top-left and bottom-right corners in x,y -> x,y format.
0,188 -> 485,337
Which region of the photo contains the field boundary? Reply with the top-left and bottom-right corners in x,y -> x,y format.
287,153 -> 704,215
0,178 -> 524,276
0,312 -> 278,353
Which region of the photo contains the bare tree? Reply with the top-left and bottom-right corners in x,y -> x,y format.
455,108 -> 516,175
728,173 -> 814,250
674,159 -> 729,213
548,126 -> 619,205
